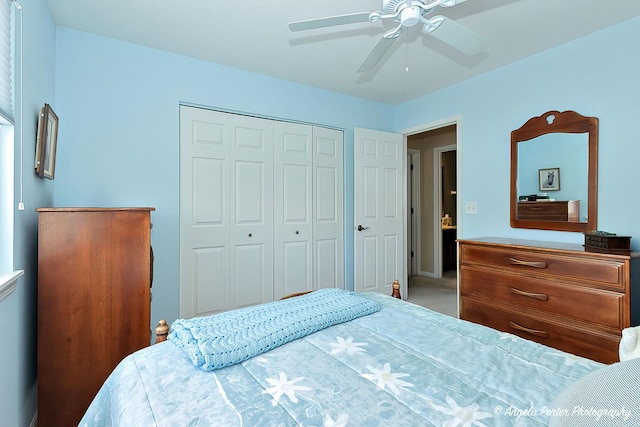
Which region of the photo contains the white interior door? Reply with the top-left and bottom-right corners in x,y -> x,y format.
354,128 -> 406,297
273,122 -> 313,299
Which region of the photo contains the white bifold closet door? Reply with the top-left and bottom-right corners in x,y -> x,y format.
180,106 -> 343,318
273,122 -> 313,299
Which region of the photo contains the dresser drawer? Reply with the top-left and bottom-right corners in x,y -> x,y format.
517,201 -> 579,222
460,245 -> 624,289
460,266 -> 624,329
461,297 -> 620,364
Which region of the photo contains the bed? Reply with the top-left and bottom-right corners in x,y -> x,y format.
79,289 -> 633,426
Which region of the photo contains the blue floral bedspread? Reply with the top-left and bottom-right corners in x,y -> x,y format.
80,293 -> 603,426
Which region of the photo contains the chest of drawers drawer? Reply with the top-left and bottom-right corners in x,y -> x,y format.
458,238 -> 639,364
460,266 -> 624,329
461,298 -> 620,364
460,244 -> 624,289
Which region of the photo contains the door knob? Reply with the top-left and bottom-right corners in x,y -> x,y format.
356,225 -> 370,232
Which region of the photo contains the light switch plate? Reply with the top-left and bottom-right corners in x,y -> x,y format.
465,201 -> 478,215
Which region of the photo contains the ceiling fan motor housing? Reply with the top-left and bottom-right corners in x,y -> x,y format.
384,0 -> 435,27
383,0 -> 414,14
400,6 -> 422,27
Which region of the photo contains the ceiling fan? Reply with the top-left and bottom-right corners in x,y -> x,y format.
289,0 -> 487,73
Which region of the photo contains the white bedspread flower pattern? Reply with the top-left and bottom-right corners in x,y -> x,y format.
361,362 -> 414,395
264,372 -> 311,405
329,336 -> 368,355
431,396 -> 493,427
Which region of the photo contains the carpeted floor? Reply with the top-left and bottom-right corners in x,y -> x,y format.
406,270 -> 458,318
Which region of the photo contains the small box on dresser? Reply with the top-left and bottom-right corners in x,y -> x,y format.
458,237 -> 639,364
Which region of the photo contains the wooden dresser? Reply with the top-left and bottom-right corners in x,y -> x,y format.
517,200 -> 580,222
459,237 -> 639,364
37,207 -> 154,426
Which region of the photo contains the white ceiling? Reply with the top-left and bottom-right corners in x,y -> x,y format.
47,0 -> 640,105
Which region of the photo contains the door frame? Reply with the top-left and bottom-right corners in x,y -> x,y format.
407,149 -> 421,278
400,115 -> 462,297
433,144 -> 457,279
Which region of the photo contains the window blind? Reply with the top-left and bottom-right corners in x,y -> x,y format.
0,0 -> 12,125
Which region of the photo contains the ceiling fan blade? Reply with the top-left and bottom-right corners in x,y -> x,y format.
289,12 -> 372,32
357,34 -> 400,73
423,15 -> 487,56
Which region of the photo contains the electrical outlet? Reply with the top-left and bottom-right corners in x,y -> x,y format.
465,201 -> 478,215
18,202 -> 24,211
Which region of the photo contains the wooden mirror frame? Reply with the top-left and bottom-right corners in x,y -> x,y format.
510,110 -> 598,232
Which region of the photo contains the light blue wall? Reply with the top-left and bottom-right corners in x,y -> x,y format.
394,16 -> 640,246
2,1 -> 57,426
53,27 -> 395,329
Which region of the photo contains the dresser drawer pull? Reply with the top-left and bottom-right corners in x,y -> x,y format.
509,287 -> 549,301
509,321 -> 549,338
508,258 -> 548,269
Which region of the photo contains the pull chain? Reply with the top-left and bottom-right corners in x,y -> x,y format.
405,31 -> 410,72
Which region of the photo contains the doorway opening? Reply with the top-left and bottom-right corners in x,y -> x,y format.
405,123 -> 458,316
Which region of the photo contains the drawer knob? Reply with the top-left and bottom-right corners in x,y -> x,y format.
508,257 -> 548,269
509,287 -> 549,301
509,321 -> 549,338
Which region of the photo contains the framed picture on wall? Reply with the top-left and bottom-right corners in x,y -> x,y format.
35,103 -> 59,180
539,167 -> 560,191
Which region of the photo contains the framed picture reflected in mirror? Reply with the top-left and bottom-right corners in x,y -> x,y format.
538,167 -> 560,191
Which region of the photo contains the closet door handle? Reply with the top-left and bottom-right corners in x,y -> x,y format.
508,258 -> 548,269
509,321 -> 549,338
509,287 -> 548,301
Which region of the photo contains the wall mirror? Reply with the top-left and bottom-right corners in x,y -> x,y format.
510,110 -> 598,232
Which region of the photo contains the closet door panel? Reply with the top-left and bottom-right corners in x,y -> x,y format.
274,122 -> 313,299
315,238 -> 339,289
194,247 -> 226,314
180,107 -> 231,317
282,241 -> 312,296
230,114 -> 274,308
313,127 -> 344,289
234,243 -> 268,308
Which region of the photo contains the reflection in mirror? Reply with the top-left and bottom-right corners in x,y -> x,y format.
518,133 -> 588,222
510,110 -> 598,232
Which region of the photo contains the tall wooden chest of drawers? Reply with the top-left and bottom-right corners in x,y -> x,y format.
37,207 -> 154,426
459,238 -> 639,364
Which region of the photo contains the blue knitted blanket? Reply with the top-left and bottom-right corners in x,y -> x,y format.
168,289 -> 381,371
